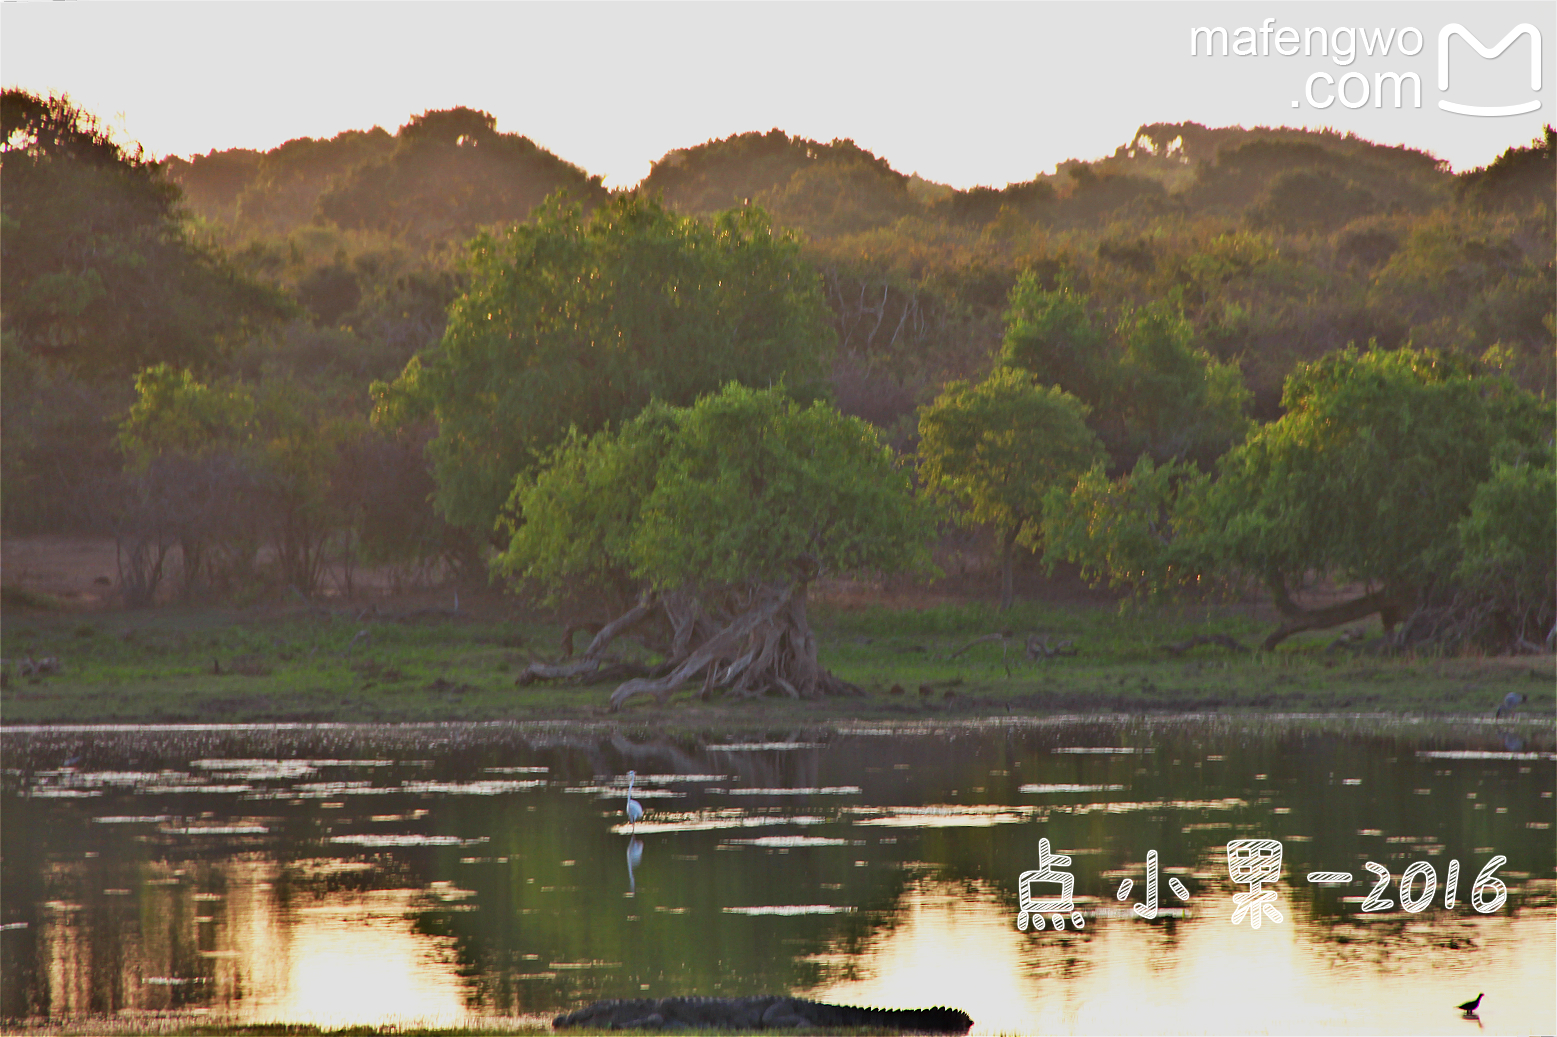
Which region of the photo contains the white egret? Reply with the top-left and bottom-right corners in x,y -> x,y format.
625,770 -> 643,829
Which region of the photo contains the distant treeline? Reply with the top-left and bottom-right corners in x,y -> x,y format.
158,112 -> 1555,411
3,92 -> 1552,632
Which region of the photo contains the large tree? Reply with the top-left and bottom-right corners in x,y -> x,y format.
372,195 -> 835,533
1200,347 -> 1546,647
1047,346 -> 1549,649
499,384 -> 933,709
917,367 -> 1105,609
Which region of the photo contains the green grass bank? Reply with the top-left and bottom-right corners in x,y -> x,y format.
2,598 -> 1550,726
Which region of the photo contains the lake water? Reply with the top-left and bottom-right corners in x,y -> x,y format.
2,717 -> 1553,1035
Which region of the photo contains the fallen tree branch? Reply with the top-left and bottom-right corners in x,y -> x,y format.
948,631 -> 1012,661
1159,634 -> 1247,657
517,655 -> 620,685
519,597 -> 660,685
580,598 -> 658,658
1263,581 -> 1410,651
1026,634 -> 1077,660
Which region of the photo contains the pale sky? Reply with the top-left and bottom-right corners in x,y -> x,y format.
3,1 -> 1553,189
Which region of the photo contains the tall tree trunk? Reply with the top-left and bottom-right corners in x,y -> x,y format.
999,528 -> 1017,612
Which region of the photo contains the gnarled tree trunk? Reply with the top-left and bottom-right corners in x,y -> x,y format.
516,580 -> 862,710
1262,579 -> 1412,651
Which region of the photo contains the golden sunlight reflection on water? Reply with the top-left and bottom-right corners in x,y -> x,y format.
812,880 -> 1556,1036
245,888 -> 467,1027
32,857 -> 1556,1034
39,858 -> 474,1029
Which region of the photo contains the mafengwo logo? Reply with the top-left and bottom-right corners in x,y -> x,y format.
1188,19 -> 1544,116
1439,24 -> 1542,116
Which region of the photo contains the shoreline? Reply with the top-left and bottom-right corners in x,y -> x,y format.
3,599 -> 1551,728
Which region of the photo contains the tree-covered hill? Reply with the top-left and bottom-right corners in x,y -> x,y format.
163,107 -> 604,238
164,127 -> 394,233
316,107 -> 606,240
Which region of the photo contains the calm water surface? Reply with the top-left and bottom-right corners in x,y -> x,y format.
2,717 -> 1553,1035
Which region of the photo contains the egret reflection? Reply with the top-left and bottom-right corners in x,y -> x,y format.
626,837 -> 643,893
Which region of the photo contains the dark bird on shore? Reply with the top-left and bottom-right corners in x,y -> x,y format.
1495,692 -> 1527,718
1457,993 -> 1483,1014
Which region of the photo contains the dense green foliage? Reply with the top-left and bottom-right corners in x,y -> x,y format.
112,363 -> 376,602
164,108 -> 606,238
0,91 -> 291,534
168,129 -> 393,231
1046,346 -> 1553,648
917,368 -> 1103,608
169,116 -> 1554,412
498,384 -> 932,597
1453,444 -> 1557,646
1202,348 -> 1545,595
2,97 -> 629,584
118,364 -> 257,464
374,195 -> 835,532
497,385 -> 934,706
1041,455 -> 1208,601
1457,126 -> 1557,211
160,116 -> 1554,418
633,385 -> 933,587
493,402 -> 679,603
1000,276 -> 1250,464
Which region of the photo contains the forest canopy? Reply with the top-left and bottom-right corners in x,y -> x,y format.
370,194 -> 835,533
3,90 -> 1551,660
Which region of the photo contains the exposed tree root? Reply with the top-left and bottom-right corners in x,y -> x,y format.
517,582 -> 863,708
